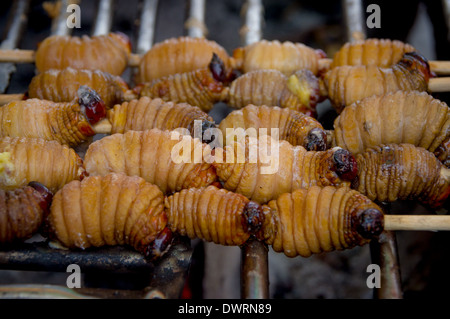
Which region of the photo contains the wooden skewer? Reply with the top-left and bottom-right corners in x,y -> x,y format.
385,215 -> 450,232
0,49 -> 142,68
2,49 -> 450,74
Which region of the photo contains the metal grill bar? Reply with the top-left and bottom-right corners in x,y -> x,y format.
0,0 -> 30,93
239,0 -> 269,300
92,0 -> 114,36
136,0 -> 159,54
186,0 -> 206,38
342,0 -> 365,41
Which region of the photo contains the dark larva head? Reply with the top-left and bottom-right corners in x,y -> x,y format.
209,53 -> 227,83
200,119 -> 218,144
28,181 -> 53,215
242,201 -> 265,235
399,51 -> 435,81
332,147 -> 358,181
354,208 -> 384,239
143,227 -> 173,261
305,128 -> 327,151
78,85 -> 107,125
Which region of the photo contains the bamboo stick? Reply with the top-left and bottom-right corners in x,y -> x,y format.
2,49 -> 450,75
0,93 -> 24,105
385,215 -> 450,232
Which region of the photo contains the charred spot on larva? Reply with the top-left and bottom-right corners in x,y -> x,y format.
242,201 -> 265,235
77,85 -> 107,125
143,227 -> 173,261
28,181 -> 53,215
22,91 -> 29,100
332,148 -> 358,181
305,128 -> 327,151
209,53 -> 227,83
399,51 -> 435,81
354,208 -> 384,239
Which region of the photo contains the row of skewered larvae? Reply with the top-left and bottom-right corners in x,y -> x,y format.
29,34 -> 434,117
2,171 -> 384,260
1,129 -> 448,257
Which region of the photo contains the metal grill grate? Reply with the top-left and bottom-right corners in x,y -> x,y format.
0,0 -> 449,299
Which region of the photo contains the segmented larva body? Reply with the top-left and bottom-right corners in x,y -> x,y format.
0,99 -> 96,147
84,129 -> 218,194
332,91 -> 450,159
354,144 -> 450,208
47,173 -> 167,256
35,32 -> 131,75
137,36 -> 231,83
219,104 -> 327,151
0,183 -> 52,244
223,69 -> 320,117
137,66 -> 226,113
323,52 -> 432,113
213,136 -> 357,204
28,68 -> 129,109
165,186 -> 264,246
107,97 -> 214,136
0,137 -> 86,192
330,38 -> 416,68
261,186 -> 384,258
231,39 -> 325,75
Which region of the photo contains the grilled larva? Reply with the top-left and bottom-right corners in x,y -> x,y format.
46,173 -> 171,259
137,36 -> 231,83
322,52 -> 433,113
332,91 -> 450,162
84,129 -> 218,194
330,38 -> 416,68
165,185 -> 265,246
0,137 -> 86,192
35,32 -> 131,75
353,144 -> 450,208
261,186 -> 384,258
28,68 -> 130,109
223,69 -> 321,117
0,87 -> 107,147
107,96 -> 216,138
231,39 -> 326,76
218,104 -> 327,151
212,135 -> 357,204
0,182 -> 53,244
137,53 -> 228,112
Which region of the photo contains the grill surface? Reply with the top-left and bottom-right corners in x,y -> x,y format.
0,0 -> 450,299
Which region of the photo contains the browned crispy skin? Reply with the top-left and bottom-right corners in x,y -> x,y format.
330,38 -> 416,68
165,186 -> 265,246
0,99 -> 96,147
0,183 -> 52,244
354,144 -> 450,208
28,68 -> 129,109
84,129 -> 218,194
323,53 -> 431,113
261,186 -> 384,258
213,136 -> 357,204
35,32 -> 131,75
107,97 -> 214,137
137,65 -> 226,113
231,39 -> 325,75
47,173 -> 168,257
137,36 -> 231,83
332,91 -> 450,167
219,104 -> 327,151
0,137 -> 86,192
